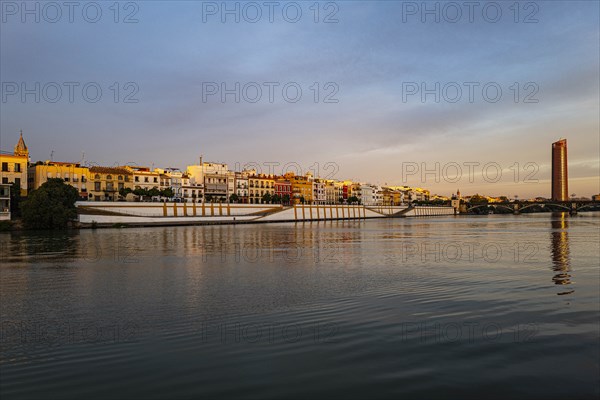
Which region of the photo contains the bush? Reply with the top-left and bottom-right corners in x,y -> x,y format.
21,178 -> 79,230
0,220 -> 12,232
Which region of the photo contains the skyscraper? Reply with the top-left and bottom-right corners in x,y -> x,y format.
551,139 -> 568,201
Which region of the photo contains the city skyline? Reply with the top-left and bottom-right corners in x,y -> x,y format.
1,130 -> 596,200
1,1 -> 598,198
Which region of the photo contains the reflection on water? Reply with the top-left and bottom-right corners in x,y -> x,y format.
550,213 -> 574,295
1,214 -> 599,399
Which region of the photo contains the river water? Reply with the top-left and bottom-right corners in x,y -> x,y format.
1,213 -> 599,399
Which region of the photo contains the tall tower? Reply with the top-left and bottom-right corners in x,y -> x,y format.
551,139 -> 568,201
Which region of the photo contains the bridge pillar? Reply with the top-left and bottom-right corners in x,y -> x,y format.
570,202 -> 577,215
513,203 -> 520,215
451,199 -> 460,215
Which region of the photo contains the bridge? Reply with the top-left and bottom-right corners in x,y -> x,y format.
463,200 -> 600,215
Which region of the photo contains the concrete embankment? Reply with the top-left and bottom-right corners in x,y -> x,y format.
76,202 -> 455,227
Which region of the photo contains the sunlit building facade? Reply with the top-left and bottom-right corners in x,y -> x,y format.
551,139 -> 568,201
0,131 -> 29,196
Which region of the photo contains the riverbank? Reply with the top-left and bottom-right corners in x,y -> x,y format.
76,202 -> 456,228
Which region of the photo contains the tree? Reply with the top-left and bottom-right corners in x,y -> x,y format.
300,196 -> 305,204
262,193 -> 272,204
21,178 -> 79,230
133,188 -> 148,197
10,181 -> 21,218
205,194 -> 213,203
119,187 -> 133,198
282,194 -> 290,205
271,194 -> 281,204
338,197 -> 344,204
160,188 -> 174,198
229,193 -> 239,203
347,196 -> 360,204
148,188 -> 160,197
469,194 -> 488,204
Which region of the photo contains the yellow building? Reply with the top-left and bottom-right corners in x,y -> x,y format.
124,166 -> 160,191
249,174 -> 275,204
287,173 -> 313,204
0,131 -> 29,196
88,166 -> 133,201
28,161 -> 90,198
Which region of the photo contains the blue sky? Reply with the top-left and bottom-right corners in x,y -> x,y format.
1,0 -> 599,197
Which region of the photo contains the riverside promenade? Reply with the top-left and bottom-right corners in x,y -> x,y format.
76,202 -> 455,227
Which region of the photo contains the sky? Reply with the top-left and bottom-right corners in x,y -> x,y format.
1,0 -> 599,198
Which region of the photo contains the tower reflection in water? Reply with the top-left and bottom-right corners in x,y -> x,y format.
551,213 -> 574,295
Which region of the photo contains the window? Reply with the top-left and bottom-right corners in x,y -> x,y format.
118,175 -> 123,181
94,182 -> 101,191
2,178 -> 7,184
144,177 -> 149,183
135,176 -> 139,182
15,163 -> 21,172
153,177 -> 158,183
95,174 -> 100,180
81,176 -> 86,182
15,178 -> 21,187
106,175 -> 112,181
1,163 -> 7,172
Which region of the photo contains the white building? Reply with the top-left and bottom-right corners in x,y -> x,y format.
313,179 -> 326,205
126,166 -> 160,191
187,159 -> 233,202
235,171 -> 249,203
361,184 -> 384,206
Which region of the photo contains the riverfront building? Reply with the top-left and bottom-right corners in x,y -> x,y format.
249,174 -> 275,204
551,139 -> 568,201
0,131 -> 29,196
89,166 -> 133,201
1,131 -> 436,206
28,161 -> 90,198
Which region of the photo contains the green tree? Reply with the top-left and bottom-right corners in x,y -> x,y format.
205,194 -> 213,203
347,196 -> 360,204
229,193 -> 239,203
282,194 -> 290,205
469,194 -> 488,204
119,187 -> 133,198
10,181 -> 21,218
300,196 -> 305,204
21,178 -> 79,230
271,194 -> 281,204
148,188 -> 160,197
262,193 -> 272,204
133,188 -> 148,197
160,188 -> 174,198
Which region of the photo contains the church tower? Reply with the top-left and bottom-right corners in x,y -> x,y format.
14,130 -> 28,158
